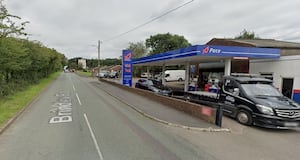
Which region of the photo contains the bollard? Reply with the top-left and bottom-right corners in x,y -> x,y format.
215,103 -> 223,127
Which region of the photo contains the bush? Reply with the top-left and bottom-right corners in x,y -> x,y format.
0,37 -> 66,98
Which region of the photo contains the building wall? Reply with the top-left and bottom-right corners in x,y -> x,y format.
249,55 -> 300,102
78,59 -> 87,69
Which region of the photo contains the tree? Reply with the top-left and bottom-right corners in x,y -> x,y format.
145,33 -> 191,55
235,29 -> 259,39
0,37 -> 66,97
0,1 -> 65,97
0,0 -> 28,38
126,41 -> 147,77
101,58 -> 121,66
127,41 -> 147,59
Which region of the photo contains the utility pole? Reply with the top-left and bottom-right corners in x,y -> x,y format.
97,40 -> 101,75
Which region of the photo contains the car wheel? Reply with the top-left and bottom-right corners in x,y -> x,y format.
236,109 -> 252,125
178,78 -> 183,81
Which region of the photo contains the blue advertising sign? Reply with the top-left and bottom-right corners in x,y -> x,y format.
122,50 -> 132,87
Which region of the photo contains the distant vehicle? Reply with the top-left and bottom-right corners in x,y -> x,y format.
108,71 -> 118,78
63,66 -> 68,72
135,79 -> 172,96
164,70 -> 185,82
98,71 -> 109,78
140,72 -> 152,78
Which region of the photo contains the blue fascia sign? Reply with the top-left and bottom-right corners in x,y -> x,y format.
197,45 -> 280,59
132,45 -> 280,64
122,50 -> 133,87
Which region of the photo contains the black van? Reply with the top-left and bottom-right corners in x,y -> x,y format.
219,75 -> 300,129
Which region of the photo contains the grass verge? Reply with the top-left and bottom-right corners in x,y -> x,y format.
0,72 -> 61,127
76,71 -> 92,77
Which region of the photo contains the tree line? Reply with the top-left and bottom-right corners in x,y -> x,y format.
0,1 -> 66,97
0,37 -> 67,97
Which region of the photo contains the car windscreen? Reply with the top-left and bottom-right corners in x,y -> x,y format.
241,83 -> 282,97
147,80 -> 154,86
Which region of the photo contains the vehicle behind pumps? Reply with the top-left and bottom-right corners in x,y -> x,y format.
219,74 -> 300,129
135,79 -> 172,96
164,70 -> 185,82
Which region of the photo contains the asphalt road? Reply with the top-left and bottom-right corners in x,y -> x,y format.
0,73 -> 216,160
1,73 -> 300,160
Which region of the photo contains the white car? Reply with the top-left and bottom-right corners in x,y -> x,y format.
98,71 -> 109,78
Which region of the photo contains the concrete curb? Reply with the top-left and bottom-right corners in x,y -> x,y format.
0,75 -> 59,135
98,81 -> 231,133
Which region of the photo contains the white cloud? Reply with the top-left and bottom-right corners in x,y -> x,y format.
6,0 -> 300,59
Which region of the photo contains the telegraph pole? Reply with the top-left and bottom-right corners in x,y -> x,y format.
97,40 -> 101,75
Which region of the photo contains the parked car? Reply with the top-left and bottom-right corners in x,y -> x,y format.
135,79 -> 172,96
97,71 -> 109,78
108,71 -> 118,78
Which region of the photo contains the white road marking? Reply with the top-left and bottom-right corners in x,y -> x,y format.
73,85 -> 76,91
84,113 -> 104,160
76,93 -> 82,106
49,93 -> 73,124
49,116 -> 72,123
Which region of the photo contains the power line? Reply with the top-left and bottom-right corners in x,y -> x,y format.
103,0 -> 194,42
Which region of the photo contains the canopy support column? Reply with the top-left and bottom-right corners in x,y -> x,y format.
184,62 -> 190,92
224,59 -> 232,76
162,64 -> 166,85
147,66 -> 150,78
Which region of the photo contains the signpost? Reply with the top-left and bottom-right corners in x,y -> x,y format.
122,50 -> 133,87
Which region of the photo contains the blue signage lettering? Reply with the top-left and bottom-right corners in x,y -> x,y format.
122,50 -> 132,87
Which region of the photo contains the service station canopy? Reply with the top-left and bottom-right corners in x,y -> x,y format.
132,45 -> 280,66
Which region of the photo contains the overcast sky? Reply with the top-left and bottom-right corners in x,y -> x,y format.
6,0 -> 300,59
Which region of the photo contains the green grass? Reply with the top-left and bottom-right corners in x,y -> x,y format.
77,70 -> 92,77
0,72 -> 61,127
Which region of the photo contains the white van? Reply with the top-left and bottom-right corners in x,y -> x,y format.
164,70 -> 185,82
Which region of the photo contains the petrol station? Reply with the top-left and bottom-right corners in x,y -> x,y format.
126,44 -> 280,93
